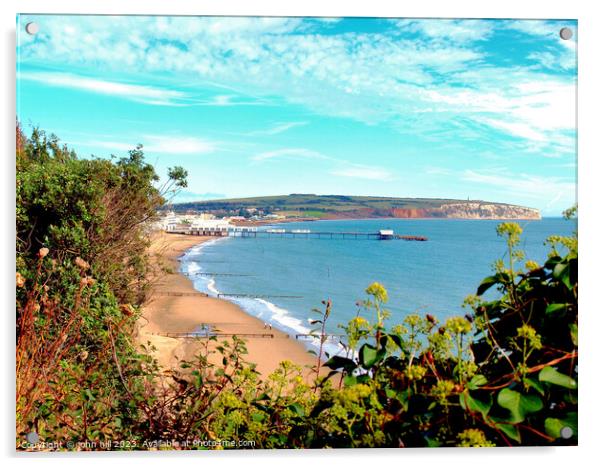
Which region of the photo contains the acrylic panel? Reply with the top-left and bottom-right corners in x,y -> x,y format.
16,15 -> 577,451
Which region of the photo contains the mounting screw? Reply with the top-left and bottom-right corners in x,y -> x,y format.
25,22 -> 39,35
559,27 -> 573,40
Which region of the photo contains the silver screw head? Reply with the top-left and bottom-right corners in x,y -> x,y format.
25,22 -> 39,35
559,27 -> 573,40
560,426 -> 574,439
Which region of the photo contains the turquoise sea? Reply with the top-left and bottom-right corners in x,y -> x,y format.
180,218 -> 574,354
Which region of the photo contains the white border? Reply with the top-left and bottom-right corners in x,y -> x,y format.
2,1 -> 600,465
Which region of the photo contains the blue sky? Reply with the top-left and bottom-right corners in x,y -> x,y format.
16,15 -> 577,214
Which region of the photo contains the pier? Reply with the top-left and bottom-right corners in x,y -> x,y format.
168,226 -> 427,241
234,230 -> 428,241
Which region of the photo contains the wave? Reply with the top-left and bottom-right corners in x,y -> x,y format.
179,240 -> 346,358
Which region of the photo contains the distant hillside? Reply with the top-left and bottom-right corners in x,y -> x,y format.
170,194 -> 541,220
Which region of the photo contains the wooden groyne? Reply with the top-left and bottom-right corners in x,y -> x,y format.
151,331 -> 274,339
154,291 -> 208,297
294,333 -> 346,340
217,293 -> 304,299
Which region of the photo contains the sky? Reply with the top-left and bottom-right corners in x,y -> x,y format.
16,15 -> 577,215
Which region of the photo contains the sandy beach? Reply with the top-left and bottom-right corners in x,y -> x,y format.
137,231 -> 318,379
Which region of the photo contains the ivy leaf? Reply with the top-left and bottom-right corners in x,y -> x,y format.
359,344 -> 385,369
384,333 -> 402,349
497,388 -> 543,423
494,421 -> 521,442
553,259 -> 576,289
524,377 -> 545,396
460,390 -> 492,417
425,436 -> 442,447
324,355 -> 357,373
544,418 -> 566,439
343,375 -> 357,387
545,303 -> 569,315
467,374 -> 487,390
477,275 -> 500,296
539,367 -> 577,389
569,323 -> 578,346
288,402 -> 305,417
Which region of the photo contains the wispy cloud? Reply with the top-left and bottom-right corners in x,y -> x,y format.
16,16 -> 577,212
252,148 -> 326,162
85,135 -> 215,155
479,118 -> 546,143
18,71 -> 189,106
504,20 -> 563,39
247,122 -> 308,136
143,135 -> 215,154
172,190 -> 226,202
462,169 -> 575,202
197,94 -> 274,107
252,145 -> 394,181
332,165 -> 394,181
394,19 -> 494,43
17,16 -> 576,158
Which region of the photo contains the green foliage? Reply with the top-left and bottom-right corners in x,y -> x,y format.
16,126 -> 187,449
16,126 -> 577,449
288,215 -> 577,448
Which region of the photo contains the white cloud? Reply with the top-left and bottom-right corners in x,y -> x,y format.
143,135 -> 215,154
394,19 -> 494,43
480,118 -> 546,142
17,16 -> 577,160
504,20 -> 563,39
87,140 -> 133,152
252,148 -> 326,162
462,169 -> 574,202
247,122 -> 308,136
86,135 -> 215,155
208,95 -> 233,106
252,147 -> 394,181
420,74 -> 576,153
18,71 -> 189,106
332,165 -> 393,181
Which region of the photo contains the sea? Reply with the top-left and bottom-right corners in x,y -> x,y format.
180,218 -> 574,356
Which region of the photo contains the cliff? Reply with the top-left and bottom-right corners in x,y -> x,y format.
172,194 -> 541,221
391,202 -> 541,220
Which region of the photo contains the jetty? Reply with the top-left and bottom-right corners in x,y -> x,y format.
168,225 -> 427,241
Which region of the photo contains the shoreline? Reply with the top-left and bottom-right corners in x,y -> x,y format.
137,232 -> 318,379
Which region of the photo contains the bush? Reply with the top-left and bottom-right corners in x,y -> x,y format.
290,210 -> 577,447
16,123 -> 577,449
